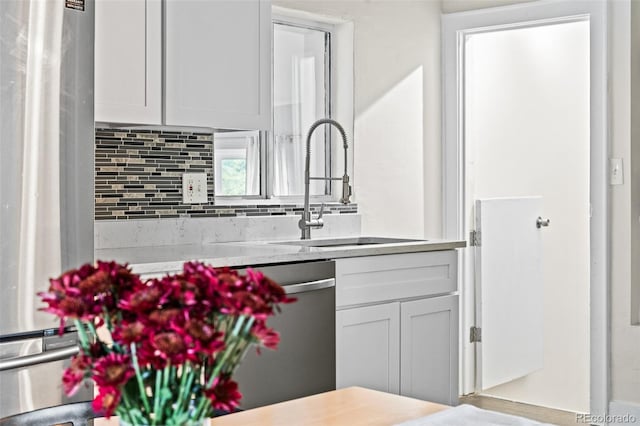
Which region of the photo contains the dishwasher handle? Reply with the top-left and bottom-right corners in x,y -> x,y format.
283,278 -> 335,295
0,345 -> 79,372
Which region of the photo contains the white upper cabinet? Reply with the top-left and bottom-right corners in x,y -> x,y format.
165,0 -> 272,130
95,0 -> 162,125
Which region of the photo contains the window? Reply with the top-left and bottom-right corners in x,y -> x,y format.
214,19 -> 332,201
214,131 -> 262,196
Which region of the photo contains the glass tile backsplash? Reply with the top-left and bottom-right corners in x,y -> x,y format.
94,128 -> 357,220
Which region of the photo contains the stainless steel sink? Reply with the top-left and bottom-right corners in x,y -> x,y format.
270,236 -> 425,248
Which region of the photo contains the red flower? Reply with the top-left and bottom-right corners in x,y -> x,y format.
251,322 -> 281,350
92,386 -> 121,418
185,318 -> 216,342
38,265 -> 97,333
152,331 -> 187,364
185,318 -> 224,356
78,270 -> 111,294
97,261 -> 140,289
38,259 -> 297,423
93,353 -> 134,388
119,283 -> 163,313
204,375 -> 242,412
62,354 -> 91,396
245,269 -> 294,306
38,261 -> 139,334
149,308 -> 182,327
111,320 -> 146,345
226,291 -> 268,318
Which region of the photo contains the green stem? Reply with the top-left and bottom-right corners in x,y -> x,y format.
160,365 -> 172,423
86,321 -> 98,341
129,343 -> 152,417
119,388 -> 145,424
231,315 -> 246,337
194,315 -> 257,419
227,317 -> 256,371
178,364 -> 189,395
179,366 -> 196,410
163,365 -> 171,391
195,339 -> 241,419
153,368 -> 162,426
170,366 -> 189,423
73,319 -> 90,352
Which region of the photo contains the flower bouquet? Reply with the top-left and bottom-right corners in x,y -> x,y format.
39,261 -> 295,425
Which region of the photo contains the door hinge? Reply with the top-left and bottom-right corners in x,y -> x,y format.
470,326 -> 482,343
469,230 -> 481,247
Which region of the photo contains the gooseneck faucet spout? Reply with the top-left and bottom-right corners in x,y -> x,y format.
299,118 -> 352,240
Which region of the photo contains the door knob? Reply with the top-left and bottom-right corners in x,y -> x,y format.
536,217 -> 550,228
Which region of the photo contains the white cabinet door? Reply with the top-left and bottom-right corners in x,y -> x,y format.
400,295 -> 459,405
95,0 -> 162,124
475,197 -> 544,390
165,0 -> 272,130
336,302 -> 400,394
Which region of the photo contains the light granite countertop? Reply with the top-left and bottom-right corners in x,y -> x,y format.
95,238 -> 466,275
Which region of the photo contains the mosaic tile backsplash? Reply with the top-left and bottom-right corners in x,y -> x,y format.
95,128 -> 358,220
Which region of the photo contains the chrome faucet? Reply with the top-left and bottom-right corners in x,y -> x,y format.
299,118 -> 351,239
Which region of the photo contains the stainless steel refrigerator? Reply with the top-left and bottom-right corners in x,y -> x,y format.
0,0 -> 94,418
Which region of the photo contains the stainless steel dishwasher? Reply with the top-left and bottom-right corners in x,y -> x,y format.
232,261 -> 336,410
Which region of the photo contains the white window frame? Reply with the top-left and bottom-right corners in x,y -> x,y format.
214,130 -> 264,197
267,18 -> 334,202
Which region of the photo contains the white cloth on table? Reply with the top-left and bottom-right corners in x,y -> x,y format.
394,404 -> 557,426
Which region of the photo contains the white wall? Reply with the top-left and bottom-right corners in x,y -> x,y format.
465,21 -> 590,412
610,0 -> 638,407
631,0 -> 640,328
273,0 -> 442,240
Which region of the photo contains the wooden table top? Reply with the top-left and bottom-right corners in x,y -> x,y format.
95,387 -> 449,426
210,387 -> 449,426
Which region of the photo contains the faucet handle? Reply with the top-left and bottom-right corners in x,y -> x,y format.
317,203 -> 325,220
340,175 -> 351,204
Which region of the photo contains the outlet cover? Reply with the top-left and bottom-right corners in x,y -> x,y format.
610,158 -> 624,185
182,173 -> 208,204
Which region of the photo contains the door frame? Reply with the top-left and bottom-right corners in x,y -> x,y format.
442,0 -> 608,418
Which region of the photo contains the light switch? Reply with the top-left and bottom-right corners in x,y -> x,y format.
182,173 -> 208,204
610,158 -> 624,185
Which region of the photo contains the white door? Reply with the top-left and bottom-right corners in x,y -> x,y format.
443,0 -> 608,415
475,197 -> 545,390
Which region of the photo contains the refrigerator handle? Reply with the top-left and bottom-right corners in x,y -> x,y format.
0,345 -> 79,372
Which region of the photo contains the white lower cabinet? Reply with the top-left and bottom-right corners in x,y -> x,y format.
336,302 -> 400,394
400,295 -> 458,405
335,251 -> 459,406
